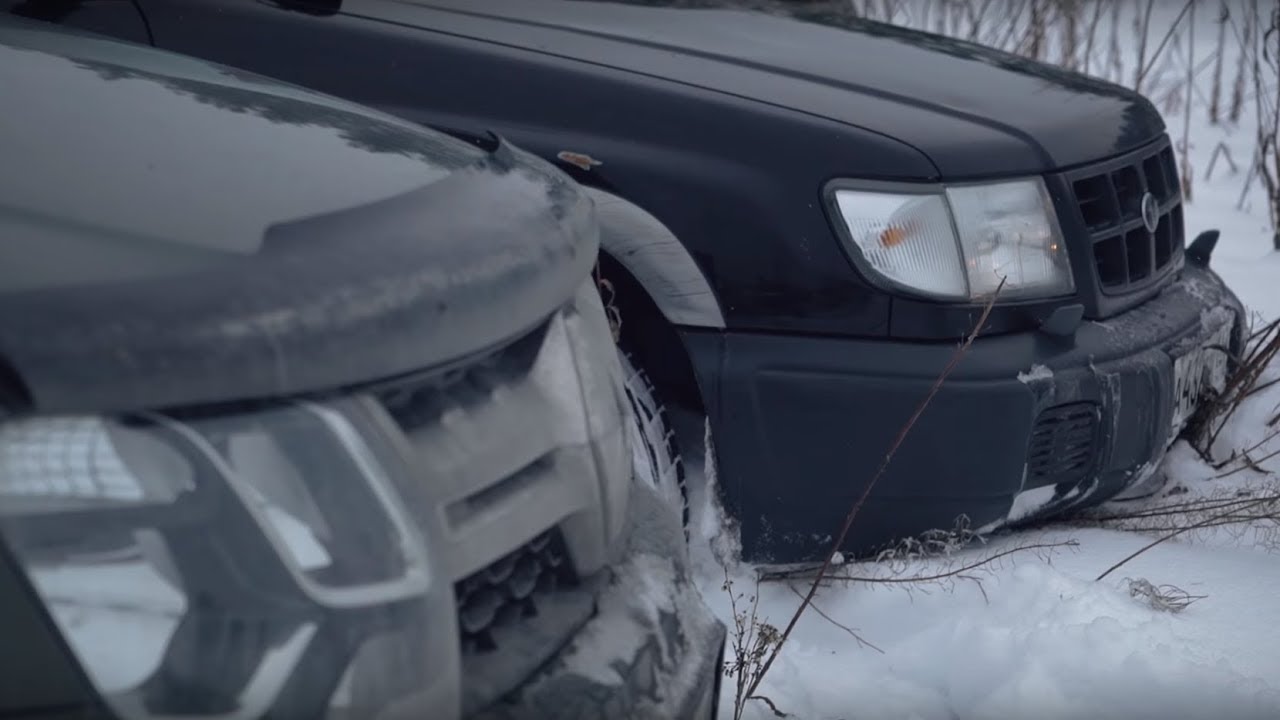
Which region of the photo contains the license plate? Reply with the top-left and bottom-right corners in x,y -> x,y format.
1169,322 -> 1234,439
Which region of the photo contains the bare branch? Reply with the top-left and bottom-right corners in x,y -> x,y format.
741,279 -> 1008,703
1127,577 -> 1209,612
748,695 -> 789,718
799,540 -> 1079,586
783,584 -> 885,654
1096,496 -> 1275,581
1136,0 -> 1197,91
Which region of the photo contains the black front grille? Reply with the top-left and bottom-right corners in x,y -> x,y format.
1027,403 -> 1101,487
1070,142 -> 1183,294
455,529 -> 578,654
376,320 -> 547,432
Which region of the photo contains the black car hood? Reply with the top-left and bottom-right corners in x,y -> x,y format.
403,0 -> 1166,178
0,21 -> 596,413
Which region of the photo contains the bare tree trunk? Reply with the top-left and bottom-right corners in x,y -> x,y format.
1082,0 -> 1107,76
1061,0 -> 1081,70
1210,1 -> 1228,123
1024,0 -> 1047,60
1231,0 -> 1253,123
1182,0 -> 1196,201
1109,0 -> 1125,83
1134,0 -> 1157,91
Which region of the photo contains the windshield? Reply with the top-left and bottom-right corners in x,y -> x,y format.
0,396 -> 436,718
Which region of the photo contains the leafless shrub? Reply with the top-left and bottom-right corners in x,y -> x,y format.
1126,577 -> 1209,612
879,1 -> 1276,239
1189,315 -> 1280,460
1085,481 -> 1280,551
1094,490 -> 1280,580
1250,0 -> 1280,245
721,568 -> 786,720
872,514 -> 978,565
760,527 -> 1080,604
1205,140 -> 1241,179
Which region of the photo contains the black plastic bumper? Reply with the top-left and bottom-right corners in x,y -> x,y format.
686,265 -> 1245,563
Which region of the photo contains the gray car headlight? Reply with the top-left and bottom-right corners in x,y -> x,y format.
831,177 -> 1074,301
0,403 -> 434,717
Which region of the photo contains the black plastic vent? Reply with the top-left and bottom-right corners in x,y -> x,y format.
455,529 -> 578,655
1027,403 -> 1101,487
377,320 -> 547,432
1070,143 -> 1183,294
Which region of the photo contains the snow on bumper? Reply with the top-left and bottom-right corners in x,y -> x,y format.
472,481 -> 726,720
688,264 -> 1246,562
994,264 -> 1246,528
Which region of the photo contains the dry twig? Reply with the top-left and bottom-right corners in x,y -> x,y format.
734,280 -> 1007,713
1096,495 -> 1274,580
1126,577 -> 1208,612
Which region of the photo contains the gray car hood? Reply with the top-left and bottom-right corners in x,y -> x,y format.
0,21 -> 596,413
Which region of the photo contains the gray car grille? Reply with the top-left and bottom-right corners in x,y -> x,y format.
454,528 -> 578,654
373,313 -> 606,716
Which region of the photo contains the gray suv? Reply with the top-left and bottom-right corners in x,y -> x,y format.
0,19 -> 724,720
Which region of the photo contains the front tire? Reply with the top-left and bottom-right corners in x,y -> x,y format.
618,350 -> 689,534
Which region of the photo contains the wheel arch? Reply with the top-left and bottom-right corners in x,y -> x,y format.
586,187 -> 715,415
583,186 -> 724,330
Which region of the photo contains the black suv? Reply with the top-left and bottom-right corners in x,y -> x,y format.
21,0 -> 1247,563
0,19 -> 723,720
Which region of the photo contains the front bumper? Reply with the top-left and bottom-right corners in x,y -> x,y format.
0,280 -> 726,720
476,481 -> 726,720
686,265 -> 1245,563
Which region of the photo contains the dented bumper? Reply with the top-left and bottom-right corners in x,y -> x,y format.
686,265 -> 1246,563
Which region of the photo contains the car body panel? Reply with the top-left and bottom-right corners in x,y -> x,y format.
684,264 -> 1243,561
17,0 -> 1172,339
383,0 -> 1165,177
79,0 -> 924,335
0,18 -> 724,720
0,19 -> 597,413
5,0 -> 150,44
16,0 -> 1241,567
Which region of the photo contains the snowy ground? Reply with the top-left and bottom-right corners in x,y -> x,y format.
691,4 -> 1280,718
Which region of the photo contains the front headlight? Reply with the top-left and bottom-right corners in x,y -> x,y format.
831,178 -> 1074,301
0,403 -> 434,718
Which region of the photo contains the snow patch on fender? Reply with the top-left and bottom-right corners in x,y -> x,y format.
1017,364 -> 1053,384
1007,485 -> 1057,523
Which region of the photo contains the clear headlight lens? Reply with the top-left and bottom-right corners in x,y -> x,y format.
0,404 -> 433,718
833,178 -> 1073,301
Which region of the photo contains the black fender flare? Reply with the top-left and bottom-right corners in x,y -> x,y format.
583,186 -> 724,329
